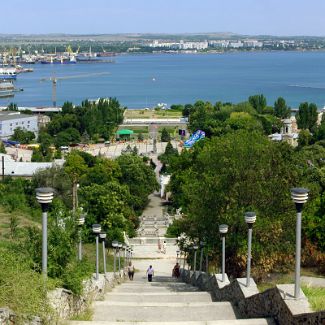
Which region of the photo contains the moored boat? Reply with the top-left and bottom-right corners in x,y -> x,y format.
0,67 -> 17,80
0,81 -> 15,97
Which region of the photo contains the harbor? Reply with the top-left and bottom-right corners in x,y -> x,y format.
1,51 -> 325,108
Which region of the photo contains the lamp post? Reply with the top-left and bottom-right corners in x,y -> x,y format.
291,187 -> 309,298
118,242 -> 123,274
199,241 -> 205,272
130,248 -> 133,262
123,244 -> 127,269
219,224 -> 228,282
183,250 -> 186,270
112,240 -> 118,277
176,250 -> 180,264
36,187 -> 54,279
245,212 -> 256,287
77,214 -> 85,261
193,245 -> 198,272
100,233 -> 107,274
92,224 -> 101,280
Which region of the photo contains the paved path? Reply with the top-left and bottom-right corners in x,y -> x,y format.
301,276 -> 325,288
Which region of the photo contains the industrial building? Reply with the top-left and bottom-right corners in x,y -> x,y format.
0,111 -> 38,139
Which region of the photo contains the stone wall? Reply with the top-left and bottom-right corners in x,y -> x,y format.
0,271 -> 125,324
181,269 -> 325,325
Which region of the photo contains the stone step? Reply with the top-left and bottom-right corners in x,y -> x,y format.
69,319 -> 273,325
94,301 -> 220,307
92,301 -> 237,322
112,285 -> 200,293
104,291 -> 213,303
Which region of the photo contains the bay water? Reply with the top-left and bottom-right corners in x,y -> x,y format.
1,51 -> 325,109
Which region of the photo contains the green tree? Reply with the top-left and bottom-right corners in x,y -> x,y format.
169,130 -> 299,278
161,128 -> 171,142
6,103 -> 18,111
10,127 -> 35,144
298,129 -> 312,147
0,141 -> 6,153
116,154 -> 158,213
38,131 -> 53,158
296,102 -> 318,132
274,97 -> 291,118
248,94 -> 267,114
80,182 -> 137,239
64,151 -> 87,211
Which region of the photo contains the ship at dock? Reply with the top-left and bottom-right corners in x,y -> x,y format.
0,81 -> 15,98
0,67 -> 17,80
40,55 -> 77,64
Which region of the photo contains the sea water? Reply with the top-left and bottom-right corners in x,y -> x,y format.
1,51 -> 325,108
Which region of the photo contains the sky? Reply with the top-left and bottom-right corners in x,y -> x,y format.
1,0 -> 325,36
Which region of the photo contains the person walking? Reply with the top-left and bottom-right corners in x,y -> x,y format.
172,262 -> 180,278
146,265 -> 154,282
162,240 -> 167,254
157,238 -> 161,253
127,262 -> 135,280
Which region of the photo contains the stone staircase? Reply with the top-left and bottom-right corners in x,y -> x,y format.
69,276 -> 273,325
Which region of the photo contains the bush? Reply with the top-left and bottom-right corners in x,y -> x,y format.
62,260 -> 93,295
0,247 -> 55,323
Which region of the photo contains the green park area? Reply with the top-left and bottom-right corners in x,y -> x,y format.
124,109 -> 183,119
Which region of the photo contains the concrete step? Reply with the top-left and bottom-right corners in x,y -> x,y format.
94,302 -> 220,307
104,292 -> 213,303
92,302 -> 237,322
112,285 -> 200,293
69,320 -> 273,325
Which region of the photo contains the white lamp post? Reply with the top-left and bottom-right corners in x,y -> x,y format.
36,187 -> 54,279
176,250 -> 180,264
123,244 -> 127,269
245,212 -> 256,287
92,224 -> 101,280
118,242 -> 123,274
199,241 -> 205,272
78,214 -> 85,261
193,245 -> 198,272
219,224 -> 228,282
291,187 -> 309,298
112,240 -> 118,277
99,233 -> 107,274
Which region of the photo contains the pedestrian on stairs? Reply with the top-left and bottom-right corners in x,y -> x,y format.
146,265 -> 154,282
162,240 -> 167,254
128,262 -> 135,280
158,238 -> 161,252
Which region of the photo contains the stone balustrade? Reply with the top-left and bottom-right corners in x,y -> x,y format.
181,269 -> 325,325
0,271 -> 126,324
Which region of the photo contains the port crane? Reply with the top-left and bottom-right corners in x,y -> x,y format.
40,72 -> 110,107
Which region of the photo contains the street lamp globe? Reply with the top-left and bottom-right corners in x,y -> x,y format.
99,232 -> 107,240
78,214 -> 85,226
36,187 -> 54,205
118,243 -> 123,249
291,188 -> 309,205
193,245 -> 198,250
245,212 -> 256,224
92,224 -> 101,234
219,224 -> 228,234
112,240 -> 118,248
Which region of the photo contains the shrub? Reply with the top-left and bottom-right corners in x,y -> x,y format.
0,247 -> 54,323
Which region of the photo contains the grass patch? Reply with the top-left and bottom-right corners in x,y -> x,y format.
124,109 -> 182,119
82,243 -> 124,273
70,306 -> 93,320
118,126 -> 149,134
302,286 -> 325,311
256,268 -> 324,292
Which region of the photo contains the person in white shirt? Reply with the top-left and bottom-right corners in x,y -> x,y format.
128,262 -> 135,280
146,265 -> 154,282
